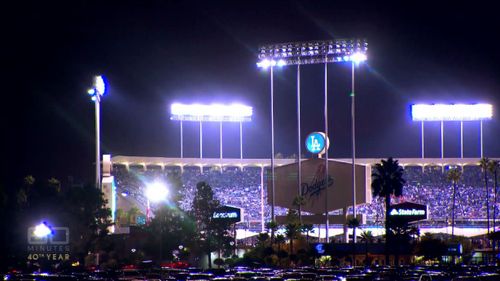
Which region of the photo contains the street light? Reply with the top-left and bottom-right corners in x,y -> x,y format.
88,75 -> 106,190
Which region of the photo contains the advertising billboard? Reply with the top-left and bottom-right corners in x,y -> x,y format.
212,205 -> 243,224
388,202 -> 428,223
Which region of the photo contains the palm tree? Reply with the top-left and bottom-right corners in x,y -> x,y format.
301,224 -> 314,244
284,210 -> 301,256
360,231 -> 375,265
275,234 -> 287,267
347,218 -> 360,242
371,157 -> 405,265
115,208 -> 126,226
275,234 -> 286,253
446,167 -> 462,238
127,206 -> 140,225
480,157 -> 491,234
293,195 -> 306,223
256,232 -> 269,247
488,160 -> 499,232
347,218 -> 360,266
265,220 -> 278,246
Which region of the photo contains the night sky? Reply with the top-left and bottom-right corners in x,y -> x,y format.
3,0 -> 499,185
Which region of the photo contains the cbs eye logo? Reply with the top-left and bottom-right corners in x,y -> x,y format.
27,227 -> 69,245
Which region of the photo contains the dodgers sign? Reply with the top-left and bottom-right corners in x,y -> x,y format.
305,132 -> 329,154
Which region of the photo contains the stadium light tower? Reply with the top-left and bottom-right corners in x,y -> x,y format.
257,38 -> 368,243
257,60 -> 282,223
87,75 -> 106,189
350,52 -> 367,244
411,104 -> 493,158
170,103 -> 253,160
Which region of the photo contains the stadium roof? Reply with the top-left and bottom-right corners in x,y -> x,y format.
111,155 -> 493,168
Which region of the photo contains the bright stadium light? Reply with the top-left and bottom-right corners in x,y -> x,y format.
146,181 -> 169,203
412,103 -> 493,159
257,38 -> 368,67
88,75 -> 107,190
411,104 -> 493,121
33,222 -> 52,238
351,52 -> 367,64
170,103 -> 253,122
94,76 -> 106,96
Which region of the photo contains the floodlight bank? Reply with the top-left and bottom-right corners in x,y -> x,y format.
257,38 -> 368,67
411,104 -> 493,121
170,103 -> 253,122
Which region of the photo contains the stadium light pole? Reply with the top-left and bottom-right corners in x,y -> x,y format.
180,121 -> 184,158
257,38 -> 368,235
411,104 -> 492,158
87,75 -> 106,190
257,59 -> 285,223
271,64 -> 275,222
421,121 -> 425,158
324,60 -> 329,243
441,121 -> 444,159
460,121 -> 464,158
240,121 -> 243,159
480,120 -> 484,158
297,60 -> 302,223
350,52 -> 367,244
171,103 -> 253,160
220,121 -> 223,159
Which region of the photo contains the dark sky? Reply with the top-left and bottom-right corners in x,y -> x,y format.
2,0 -> 499,184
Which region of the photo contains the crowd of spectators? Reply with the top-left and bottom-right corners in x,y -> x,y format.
112,163 -> 498,230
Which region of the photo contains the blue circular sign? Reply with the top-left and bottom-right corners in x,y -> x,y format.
305,132 -> 326,154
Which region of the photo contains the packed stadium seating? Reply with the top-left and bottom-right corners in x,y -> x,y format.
112,163 -> 498,230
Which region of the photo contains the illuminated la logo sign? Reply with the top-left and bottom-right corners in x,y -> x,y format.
305,132 -> 329,155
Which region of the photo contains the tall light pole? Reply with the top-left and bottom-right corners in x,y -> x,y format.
170,103 -> 253,160
411,104 -> 493,158
257,39 -> 368,240
257,59 -> 285,222
87,75 -> 106,190
324,61 -> 330,243
350,52 -> 367,245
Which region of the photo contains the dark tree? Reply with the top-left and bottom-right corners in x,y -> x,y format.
414,234 -> 447,262
284,209 -> 301,256
2,176 -> 112,269
371,157 -> 405,265
191,181 -> 231,268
